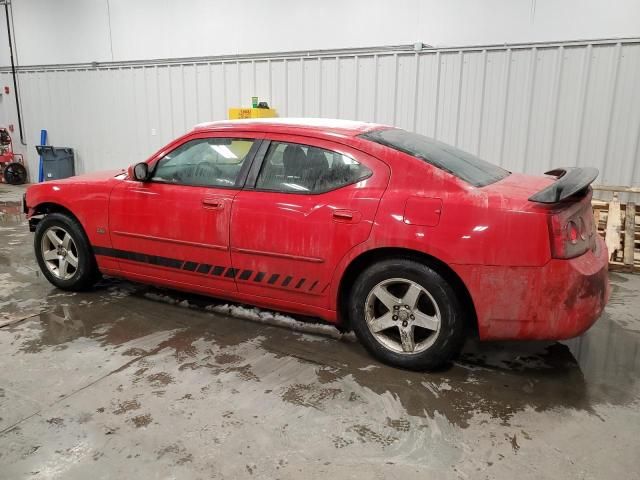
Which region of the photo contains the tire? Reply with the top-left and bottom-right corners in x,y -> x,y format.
34,212 -> 100,291
349,258 -> 466,371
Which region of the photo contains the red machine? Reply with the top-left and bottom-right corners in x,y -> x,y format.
0,127 -> 27,184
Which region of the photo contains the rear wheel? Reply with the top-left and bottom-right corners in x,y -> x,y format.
34,213 -> 100,291
349,259 -> 466,371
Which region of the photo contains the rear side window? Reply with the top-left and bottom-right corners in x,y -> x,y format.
360,128 -> 509,187
256,141 -> 371,194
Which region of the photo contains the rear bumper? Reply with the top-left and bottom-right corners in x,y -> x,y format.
453,236 -> 610,341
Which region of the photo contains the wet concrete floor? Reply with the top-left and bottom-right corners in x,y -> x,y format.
0,183 -> 639,479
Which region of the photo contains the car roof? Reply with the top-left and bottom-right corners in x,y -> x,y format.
192,118 -> 388,137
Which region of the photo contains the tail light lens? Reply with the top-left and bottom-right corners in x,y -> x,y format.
567,220 -> 581,244
548,203 -> 595,259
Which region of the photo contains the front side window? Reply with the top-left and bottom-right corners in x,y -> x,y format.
360,128 -> 509,187
152,138 -> 255,188
256,141 -> 371,194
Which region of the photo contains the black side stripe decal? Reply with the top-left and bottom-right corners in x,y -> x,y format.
239,269 -> 253,280
94,246 -> 321,294
183,261 -> 198,272
211,266 -> 225,276
197,264 -> 212,274
93,246 -> 184,269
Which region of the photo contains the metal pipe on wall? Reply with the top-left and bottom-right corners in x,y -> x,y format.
2,0 -> 26,145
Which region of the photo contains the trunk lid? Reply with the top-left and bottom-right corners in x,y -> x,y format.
481,172 -> 554,211
482,167 -> 598,211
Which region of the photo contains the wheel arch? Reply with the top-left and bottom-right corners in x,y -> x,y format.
33,201 -> 79,219
30,202 -> 86,237
337,247 -> 478,336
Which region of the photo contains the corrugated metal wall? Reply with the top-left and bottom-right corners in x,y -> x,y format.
1,38 -> 639,185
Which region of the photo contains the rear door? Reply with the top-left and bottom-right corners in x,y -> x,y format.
229,134 -> 389,310
107,132 -> 262,294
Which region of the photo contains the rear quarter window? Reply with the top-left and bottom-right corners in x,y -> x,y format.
360,128 -> 509,187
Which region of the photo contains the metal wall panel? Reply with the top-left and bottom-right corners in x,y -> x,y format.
1,38 -> 639,187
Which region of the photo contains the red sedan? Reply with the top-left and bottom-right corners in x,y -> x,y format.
24,119 -> 610,370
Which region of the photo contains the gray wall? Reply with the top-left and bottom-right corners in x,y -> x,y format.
1,38 -> 640,186
3,0 -> 640,65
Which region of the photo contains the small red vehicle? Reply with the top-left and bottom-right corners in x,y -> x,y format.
24,119 -> 610,370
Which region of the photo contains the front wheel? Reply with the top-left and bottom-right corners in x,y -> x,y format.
34,212 -> 100,291
349,259 -> 466,371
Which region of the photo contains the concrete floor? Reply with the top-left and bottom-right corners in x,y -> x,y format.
0,183 -> 639,480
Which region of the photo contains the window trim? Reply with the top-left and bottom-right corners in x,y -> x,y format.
359,128 -> 510,188
244,139 -> 271,188
147,136 -> 263,190
245,139 -> 373,196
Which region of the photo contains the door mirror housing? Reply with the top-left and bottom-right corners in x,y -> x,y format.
131,162 -> 150,181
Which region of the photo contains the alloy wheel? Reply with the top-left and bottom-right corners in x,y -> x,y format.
40,226 -> 79,280
364,277 -> 441,354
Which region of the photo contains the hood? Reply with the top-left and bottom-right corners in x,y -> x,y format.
49,169 -> 125,184
25,169 -> 126,212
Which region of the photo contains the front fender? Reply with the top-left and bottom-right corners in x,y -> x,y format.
26,180 -> 117,248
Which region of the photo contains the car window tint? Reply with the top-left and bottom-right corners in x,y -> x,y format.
256,141 -> 372,193
360,128 -> 509,187
152,138 -> 255,187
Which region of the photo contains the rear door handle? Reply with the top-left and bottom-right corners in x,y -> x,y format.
332,209 -> 361,223
202,198 -> 225,210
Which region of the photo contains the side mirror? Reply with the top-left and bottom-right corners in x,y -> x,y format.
132,162 -> 150,182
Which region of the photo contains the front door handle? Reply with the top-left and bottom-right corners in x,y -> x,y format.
202,198 -> 225,210
332,209 -> 361,223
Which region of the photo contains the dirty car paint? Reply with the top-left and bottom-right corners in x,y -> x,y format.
24,119 -> 609,342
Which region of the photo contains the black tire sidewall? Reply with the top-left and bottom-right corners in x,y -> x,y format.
349,259 -> 465,371
34,213 -> 98,291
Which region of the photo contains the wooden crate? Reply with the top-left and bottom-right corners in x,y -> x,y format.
592,186 -> 640,273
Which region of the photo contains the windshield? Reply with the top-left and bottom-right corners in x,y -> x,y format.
360,128 -> 510,187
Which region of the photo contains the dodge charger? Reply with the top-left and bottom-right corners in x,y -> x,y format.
24,119 -> 610,370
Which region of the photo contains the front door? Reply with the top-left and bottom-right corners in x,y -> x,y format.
229,134 -> 389,311
107,133 -> 261,295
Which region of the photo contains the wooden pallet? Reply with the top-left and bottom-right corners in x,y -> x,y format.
592,186 -> 640,273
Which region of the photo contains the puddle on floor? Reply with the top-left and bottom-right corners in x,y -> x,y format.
0,200 -> 24,225
5,275 -> 638,430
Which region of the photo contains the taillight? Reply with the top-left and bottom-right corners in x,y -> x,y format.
567,220 -> 580,244
548,212 -> 592,259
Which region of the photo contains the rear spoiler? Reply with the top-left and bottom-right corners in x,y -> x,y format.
528,167 -> 599,204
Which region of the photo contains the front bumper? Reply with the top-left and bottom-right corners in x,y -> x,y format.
453,236 -> 610,341
28,216 -> 41,232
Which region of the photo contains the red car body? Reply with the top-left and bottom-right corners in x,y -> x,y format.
25,119 -> 609,341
